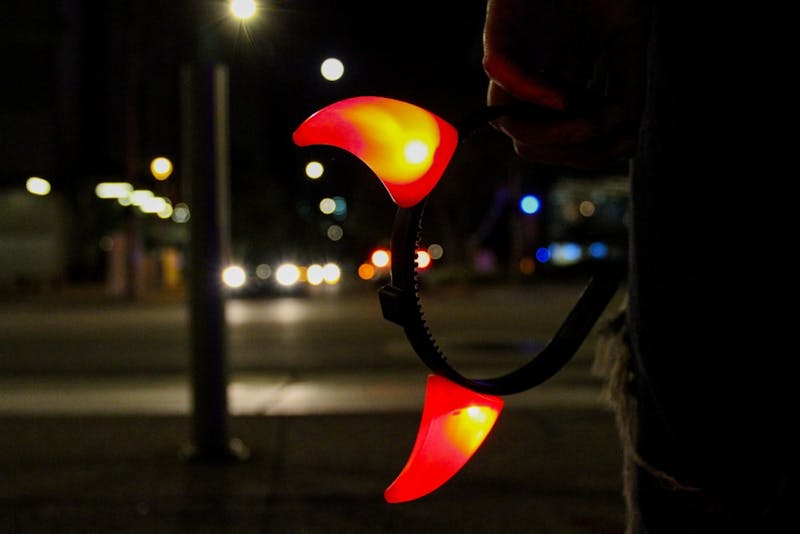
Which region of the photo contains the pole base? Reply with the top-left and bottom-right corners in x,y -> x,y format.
178,437 -> 251,464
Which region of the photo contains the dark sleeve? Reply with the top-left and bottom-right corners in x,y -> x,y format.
627,2 -> 800,531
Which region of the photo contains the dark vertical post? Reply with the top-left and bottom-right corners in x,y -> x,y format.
179,53 -> 247,462
123,12 -> 142,301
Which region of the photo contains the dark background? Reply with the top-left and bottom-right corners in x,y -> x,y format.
0,0 -> 626,289
0,1 -> 509,278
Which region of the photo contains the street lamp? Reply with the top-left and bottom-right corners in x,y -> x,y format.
320,57 -> 344,82
229,0 -> 257,20
179,0 -> 257,463
26,176 -> 51,196
304,160 -> 324,179
150,156 -> 174,181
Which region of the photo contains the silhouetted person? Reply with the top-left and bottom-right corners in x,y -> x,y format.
482,1 -> 800,531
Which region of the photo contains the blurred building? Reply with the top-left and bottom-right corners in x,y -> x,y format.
2,1 -> 620,293
0,1 -> 188,292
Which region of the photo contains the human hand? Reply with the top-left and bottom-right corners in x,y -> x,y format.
482,0 -> 649,170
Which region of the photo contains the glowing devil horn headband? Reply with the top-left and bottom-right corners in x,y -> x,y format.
292,96 -> 458,208
293,96 -> 623,503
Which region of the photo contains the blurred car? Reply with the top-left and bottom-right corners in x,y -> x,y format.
356,246 -> 437,287
222,260 -> 342,298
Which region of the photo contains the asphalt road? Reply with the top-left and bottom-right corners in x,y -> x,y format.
0,280 -> 620,378
0,279 -> 627,416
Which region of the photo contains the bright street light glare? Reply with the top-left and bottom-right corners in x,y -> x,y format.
230,0 -> 257,20
275,263 -> 301,287
371,249 -> 390,268
320,58 -> 344,81
222,265 -> 247,288
319,197 -> 336,215
26,176 -> 51,196
95,182 -> 133,199
305,161 -> 324,179
415,250 -> 432,269
150,157 -> 173,180
322,263 -> 341,284
139,196 -> 169,214
129,189 -> 154,206
306,264 -> 324,286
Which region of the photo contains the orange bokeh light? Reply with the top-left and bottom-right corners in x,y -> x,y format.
358,263 -> 376,280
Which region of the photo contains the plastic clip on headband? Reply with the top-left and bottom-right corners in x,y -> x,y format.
292,96 -> 624,503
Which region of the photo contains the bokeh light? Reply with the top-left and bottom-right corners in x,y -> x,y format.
320,57 -> 344,81
326,224 -> 343,241
96,182 -> 133,199
519,257 -> 535,275
520,194 -> 540,215
588,242 -> 609,259
415,250 -> 431,269
306,264 -> 324,286
535,247 -> 551,263
222,265 -> 247,288
255,263 -> 272,279
275,263 -> 301,286
322,263 -> 341,284
172,203 -> 191,223
230,0 -> 257,20
149,157 -> 173,180
371,249 -> 390,268
319,197 -> 336,214
305,161 -> 324,179
427,243 -> 444,260
358,263 -> 376,280
549,242 -> 582,265
26,177 -> 51,196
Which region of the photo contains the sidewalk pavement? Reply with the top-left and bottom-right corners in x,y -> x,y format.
1,280 -> 628,532
0,370 -> 626,533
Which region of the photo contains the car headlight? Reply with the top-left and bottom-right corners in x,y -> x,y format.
222,265 -> 247,289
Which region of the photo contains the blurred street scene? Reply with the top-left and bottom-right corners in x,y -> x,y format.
1,1 -> 631,532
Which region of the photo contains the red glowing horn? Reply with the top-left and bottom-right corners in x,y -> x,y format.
292,96 -> 458,208
384,374 -> 504,503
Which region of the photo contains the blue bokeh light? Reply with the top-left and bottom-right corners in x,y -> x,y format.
519,194 -> 541,215
588,242 -> 609,259
549,242 -> 582,265
535,247 -> 551,263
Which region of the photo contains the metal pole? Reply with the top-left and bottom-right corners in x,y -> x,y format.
179,61 -> 247,462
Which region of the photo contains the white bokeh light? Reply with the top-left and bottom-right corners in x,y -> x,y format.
230,0 -> 256,20
275,263 -> 301,287
222,265 -> 247,288
305,161 -> 324,179
26,177 -> 51,196
320,58 -> 344,81
319,197 -> 336,215
306,264 -> 324,286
